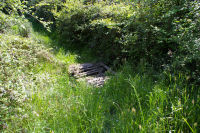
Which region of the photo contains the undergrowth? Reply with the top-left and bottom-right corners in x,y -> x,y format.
0,9 -> 199,133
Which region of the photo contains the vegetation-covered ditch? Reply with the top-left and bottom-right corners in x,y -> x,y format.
0,0 -> 199,132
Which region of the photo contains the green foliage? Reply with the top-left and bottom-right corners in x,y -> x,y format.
0,0 -> 199,132
0,33 -> 42,131
169,1 -> 200,84
2,57 -> 198,132
56,1 -> 132,63
0,21 -> 65,131
54,0 -> 200,84
0,11 -> 31,37
0,11 -> 7,32
26,0 -> 65,31
0,0 -> 27,15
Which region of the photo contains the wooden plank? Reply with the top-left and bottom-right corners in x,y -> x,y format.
68,62 -> 114,87
75,69 -> 100,78
79,65 -> 103,73
99,62 -> 115,74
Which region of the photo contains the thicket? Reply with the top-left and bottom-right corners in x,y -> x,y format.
26,0 -> 200,85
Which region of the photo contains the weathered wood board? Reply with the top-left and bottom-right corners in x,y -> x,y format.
68,62 -> 114,87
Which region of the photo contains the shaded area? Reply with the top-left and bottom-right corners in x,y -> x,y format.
26,15 -> 100,64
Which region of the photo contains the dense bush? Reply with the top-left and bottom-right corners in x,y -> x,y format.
56,1 -> 133,63
0,0 -> 24,15
170,1 -> 200,84
0,33 -> 40,130
25,0 -> 66,31
0,11 -> 31,37
53,0 -> 200,84
123,1 -> 200,84
0,12 -> 64,131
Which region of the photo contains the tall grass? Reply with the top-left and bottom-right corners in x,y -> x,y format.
1,15 -> 199,132
19,60 -> 198,132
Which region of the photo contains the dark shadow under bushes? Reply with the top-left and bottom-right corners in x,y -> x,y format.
54,1 -> 200,86
26,0 -> 200,85
26,14 -> 99,65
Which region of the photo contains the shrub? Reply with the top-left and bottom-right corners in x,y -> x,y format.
0,11 -> 31,37
0,11 -> 7,33
169,1 -> 200,85
54,0 -> 200,85
0,0 -> 23,15
0,34 -> 41,130
56,1 -> 132,63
